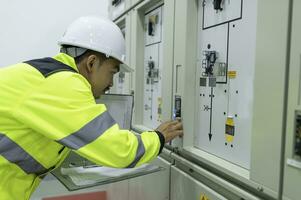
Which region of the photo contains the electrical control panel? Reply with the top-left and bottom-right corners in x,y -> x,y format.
202,0 -> 242,29
143,6 -> 164,129
194,0 -> 257,169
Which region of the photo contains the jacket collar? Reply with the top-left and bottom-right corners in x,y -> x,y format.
53,53 -> 79,72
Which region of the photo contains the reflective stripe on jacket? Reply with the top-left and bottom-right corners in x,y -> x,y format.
0,53 -> 163,200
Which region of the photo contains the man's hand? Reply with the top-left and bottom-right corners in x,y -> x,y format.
155,119 -> 183,143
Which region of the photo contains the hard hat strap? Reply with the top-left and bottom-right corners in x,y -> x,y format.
60,46 -> 87,58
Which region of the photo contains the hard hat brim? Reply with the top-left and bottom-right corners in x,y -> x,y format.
119,63 -> 134,73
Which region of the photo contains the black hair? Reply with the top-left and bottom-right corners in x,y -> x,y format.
74,49 -> 107,65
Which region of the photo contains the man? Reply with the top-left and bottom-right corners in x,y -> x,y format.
0,16 -> 183,199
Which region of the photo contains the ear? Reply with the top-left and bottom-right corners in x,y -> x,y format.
86,54 -> 98,73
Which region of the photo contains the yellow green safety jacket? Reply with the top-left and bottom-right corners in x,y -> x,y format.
0,53 -> 164,200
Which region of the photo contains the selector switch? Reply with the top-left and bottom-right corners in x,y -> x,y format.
173,95 -> 182,119
213,0 -> 223,12
146,60 -> 159,84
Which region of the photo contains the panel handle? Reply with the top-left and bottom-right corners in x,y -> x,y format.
175,64 -> 182,93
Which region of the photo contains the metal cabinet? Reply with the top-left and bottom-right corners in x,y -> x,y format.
171,166 -> 227,200
30,156 -> 169,200
129,157 -> 170,200
172,0 -> 291,199
282,1 -> 301,200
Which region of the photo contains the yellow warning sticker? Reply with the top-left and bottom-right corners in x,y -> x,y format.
200,193 -> 210,200
228,71 -> 237,79
149,14 -> 158,24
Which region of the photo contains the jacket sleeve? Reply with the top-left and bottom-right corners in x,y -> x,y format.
14,72 -> 164,168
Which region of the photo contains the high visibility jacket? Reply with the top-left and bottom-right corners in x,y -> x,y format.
0,53 -> 164,200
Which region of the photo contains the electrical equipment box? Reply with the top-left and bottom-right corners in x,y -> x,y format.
283,1 -> 301,199
131,0 -> 174,131
171,167 -> 227,200
174,0 -> 291,198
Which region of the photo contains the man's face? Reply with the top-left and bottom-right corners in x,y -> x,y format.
89,57 -> 120,98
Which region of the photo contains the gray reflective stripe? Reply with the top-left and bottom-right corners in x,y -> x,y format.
0,133 -> 47,175
127,134 -> 145,168
57,111 -> 116,150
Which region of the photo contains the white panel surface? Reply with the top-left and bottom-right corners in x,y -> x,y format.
111,19 -> 131,95
203,0 -> 242,28
143,43 -> 162,128
194,0 -> 257,169
111,0 -> 126,20
115,25 -> 128,94
142,6 -> 164,129
145,7 -> 162,46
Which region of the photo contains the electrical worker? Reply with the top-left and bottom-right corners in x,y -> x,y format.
0,16 -> 183,199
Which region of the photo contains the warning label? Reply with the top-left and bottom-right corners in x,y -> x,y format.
200,193 -> 209,200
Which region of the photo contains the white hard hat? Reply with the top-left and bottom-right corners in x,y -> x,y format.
58,16 -> 133,72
